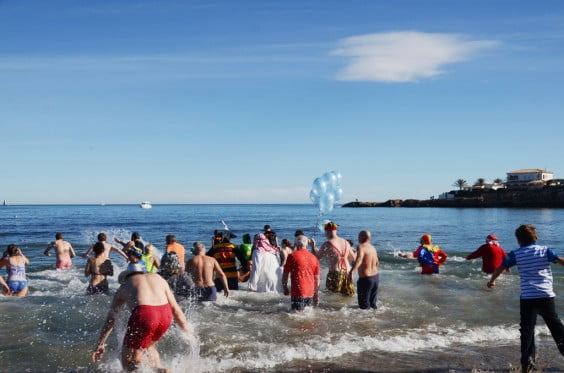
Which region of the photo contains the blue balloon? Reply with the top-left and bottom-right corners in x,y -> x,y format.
309,189 -> 320,203
312,177 -> 328,195
318,219 -> 331,232
319,192 -> 335,214
322,171 -> 338,189
334,187 -> 343,202
334,171 -> 343,186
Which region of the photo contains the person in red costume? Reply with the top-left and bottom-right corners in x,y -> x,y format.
399,234 -> 447,275
466,234 -> 508,274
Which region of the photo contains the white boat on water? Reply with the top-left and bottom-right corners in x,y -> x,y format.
140,201 -> 152,209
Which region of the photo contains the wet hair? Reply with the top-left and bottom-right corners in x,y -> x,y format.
131,232 -> 141,240
97,232 -> 107,242
6,244 -> 18,256
264,225 -> 271,231
55,232 -> 63,240
515,224 -> 538,246
166,234 -> 176,244
93,242 -> 105,257
242,233 -> 251,244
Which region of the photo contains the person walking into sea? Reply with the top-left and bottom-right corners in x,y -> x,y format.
114,232 -> 145,255
165,234 -> 186,267
207,232 -> 245,291
159,251 -> 194,301
466,234 -> 508,274
399,234 -> 447,275
263,224 -> 280,248
282,235 -> 320,312
187,242 -> 229,302
349,230 -> 379,309
248,233 -> 282,293
487,224 -> 564,372
85,242 -> 114,295
0,244 -> 30,297
313,221 -> 356,296
237,233 -> 253,282
44,232 -> 76,269
92,266 -> 190,371
83,233 -> 129,262
141,244 -> 160,273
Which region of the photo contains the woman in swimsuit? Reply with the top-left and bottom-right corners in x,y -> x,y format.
0,244 -> 30,297
85,242 -> 112,295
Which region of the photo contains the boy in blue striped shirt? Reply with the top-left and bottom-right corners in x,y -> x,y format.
488,224 -> 564,372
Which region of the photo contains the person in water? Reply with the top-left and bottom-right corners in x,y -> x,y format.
207,232 -> 245,291
141,244 -> 160,273
263,225 -> 279,248
279,238 -> 294,267
282,235 -> 320,312
313,222 -> 356,296
165,234 -> 186,267
349,230 -> 379,309
44,232 -> 76,269
466,234 -> 508,274
399,234 -> 447,275
238,233 -> 253,282
186,242 -> 229,302
248,232 -> 282,293
85,242 -> 113,295
488,224 -> 564,372
114,232 -> 145,255
159,251 -> 194,301
0,244 -> 30,297
83,233 -> 129,262
92,266 -> 190,372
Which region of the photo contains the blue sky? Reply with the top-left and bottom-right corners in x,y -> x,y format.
1,0 -> 563,204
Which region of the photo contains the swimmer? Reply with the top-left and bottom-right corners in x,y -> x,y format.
349,230 -> 379,309
114,232 -> 145,254
92,267 -> 190,372
85,242 -> 113,295
312,221 -> 356,296
186,242 -> 229,302
82,233 -> 129,262
141,244 -> 160,273
0,244 -> 29,297
44,232 -> 76,269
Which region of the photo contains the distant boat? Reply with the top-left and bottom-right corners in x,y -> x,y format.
2,200 -> 7,206
140,201 -> 152,209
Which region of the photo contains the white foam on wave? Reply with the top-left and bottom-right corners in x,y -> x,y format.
198,324 -> 521,371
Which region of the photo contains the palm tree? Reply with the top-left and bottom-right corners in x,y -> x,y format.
452,179 -> 468,191
474,178 -> 486,187
493,178 -> 504,185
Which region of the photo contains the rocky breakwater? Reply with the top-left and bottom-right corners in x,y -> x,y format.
343,186 -> 564,208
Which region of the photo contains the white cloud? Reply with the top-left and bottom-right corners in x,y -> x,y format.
332,31 -> 499,83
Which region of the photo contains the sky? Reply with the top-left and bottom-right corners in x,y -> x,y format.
1,0 -> 563,204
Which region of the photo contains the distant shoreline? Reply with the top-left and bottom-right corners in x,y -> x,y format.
344,185 -> 564,208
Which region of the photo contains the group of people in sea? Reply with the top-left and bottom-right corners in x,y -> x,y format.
1,223 -> 564,372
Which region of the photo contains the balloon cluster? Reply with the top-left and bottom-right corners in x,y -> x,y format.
309,171 -> 343,215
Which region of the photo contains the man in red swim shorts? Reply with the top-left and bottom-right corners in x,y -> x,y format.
92,265 -> 190,372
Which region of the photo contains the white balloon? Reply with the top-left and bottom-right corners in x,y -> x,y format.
322,171 -> 338,189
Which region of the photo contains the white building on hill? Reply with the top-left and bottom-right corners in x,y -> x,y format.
506,169 -> 554,185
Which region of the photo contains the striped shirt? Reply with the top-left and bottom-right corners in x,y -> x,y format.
502,244 -> 559,299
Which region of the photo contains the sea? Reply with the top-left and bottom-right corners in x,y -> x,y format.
1,204 -> 564,373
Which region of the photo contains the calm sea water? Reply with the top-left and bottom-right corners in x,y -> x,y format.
1,204 -> 564,372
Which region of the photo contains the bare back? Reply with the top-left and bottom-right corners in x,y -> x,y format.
187,255 -> 216,287
356,243 -> 379,277
320,238 -> 354,271
117,273 -> 171,310
52,239 -> 74,260
86,255 -> 107,286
